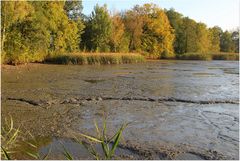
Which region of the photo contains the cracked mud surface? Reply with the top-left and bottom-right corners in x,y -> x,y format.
1,60 -> 239,159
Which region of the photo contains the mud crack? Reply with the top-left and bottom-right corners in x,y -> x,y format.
61,96 -> 239,105
6,96 -> 239,108
6,98 -> 42,106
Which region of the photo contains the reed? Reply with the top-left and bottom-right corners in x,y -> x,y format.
211,52 -> 239,60
44,53 -> 145,65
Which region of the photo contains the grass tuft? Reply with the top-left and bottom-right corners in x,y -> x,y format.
74,119 -> 129,160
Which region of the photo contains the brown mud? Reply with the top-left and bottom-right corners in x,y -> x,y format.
1,60 -> 239,159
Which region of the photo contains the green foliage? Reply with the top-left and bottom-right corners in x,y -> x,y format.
165,8 -> 184,55
231,30 -> 239,53
220,31 -> 235,52
82,4 -> 112,52
1,1 -> 238,64
74,119 -> 129,160
1,116 -> 20,160
2,1 -> 83,64
1,116 -> 51,160
208,26 -> 221,52
64,0 -> 83,21
166,8 -> 239,57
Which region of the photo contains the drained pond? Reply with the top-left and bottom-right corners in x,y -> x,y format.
1,60 -> 239,160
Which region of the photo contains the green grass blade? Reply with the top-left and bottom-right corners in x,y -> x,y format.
94,120 -> 100,138
103,119 -> 107,141
61,143 -> 74,160
109,124 -> 129,158
109,130 -> 122,158
101,142 -> 109,159
42,145 -> 52,160
1,146 -> 11,160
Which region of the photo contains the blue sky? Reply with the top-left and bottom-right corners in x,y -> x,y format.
82,0 -> 239,31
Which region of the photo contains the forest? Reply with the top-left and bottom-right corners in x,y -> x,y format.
1,1 -> 239,64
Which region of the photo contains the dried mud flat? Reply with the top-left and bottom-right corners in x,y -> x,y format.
1,60 -> 239,159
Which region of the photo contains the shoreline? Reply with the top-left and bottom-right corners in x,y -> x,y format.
1,58 -> 239,69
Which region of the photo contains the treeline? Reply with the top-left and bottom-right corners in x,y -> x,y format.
1,1 -> 239,64
165,9 -> 239,56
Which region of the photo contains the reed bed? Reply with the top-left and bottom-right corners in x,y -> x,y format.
177,52 -> 239,61
45,53 -> 145,65
211,53 -> 239,60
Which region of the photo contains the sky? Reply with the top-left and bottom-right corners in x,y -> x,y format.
82,0 -> 239,31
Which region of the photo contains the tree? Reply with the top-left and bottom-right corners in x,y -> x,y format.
124,4 -> 175,58
231,30 -> 239,53
123,6 -> 144,52
208,26 -> 221,52
2,1 -> 80,64
165,8 -> 184,55
64,0 -> 83,21
220,31 -> 235,52
1,1 -> 33,52
82,4 -> 112,52
109,13 -> 129,52
195,23 -> 210,53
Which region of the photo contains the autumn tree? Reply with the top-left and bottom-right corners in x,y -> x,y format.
195,23 -> 210,53
123,7 -> 144,52
109,13 -> 129,52
208,26 -> 221,52
124,4 -> 175,58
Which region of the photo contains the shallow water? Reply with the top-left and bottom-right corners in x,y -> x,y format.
2,60 -> 239,159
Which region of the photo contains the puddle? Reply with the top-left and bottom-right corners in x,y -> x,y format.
13,137 -> 145,160
84,79 -> 105,83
